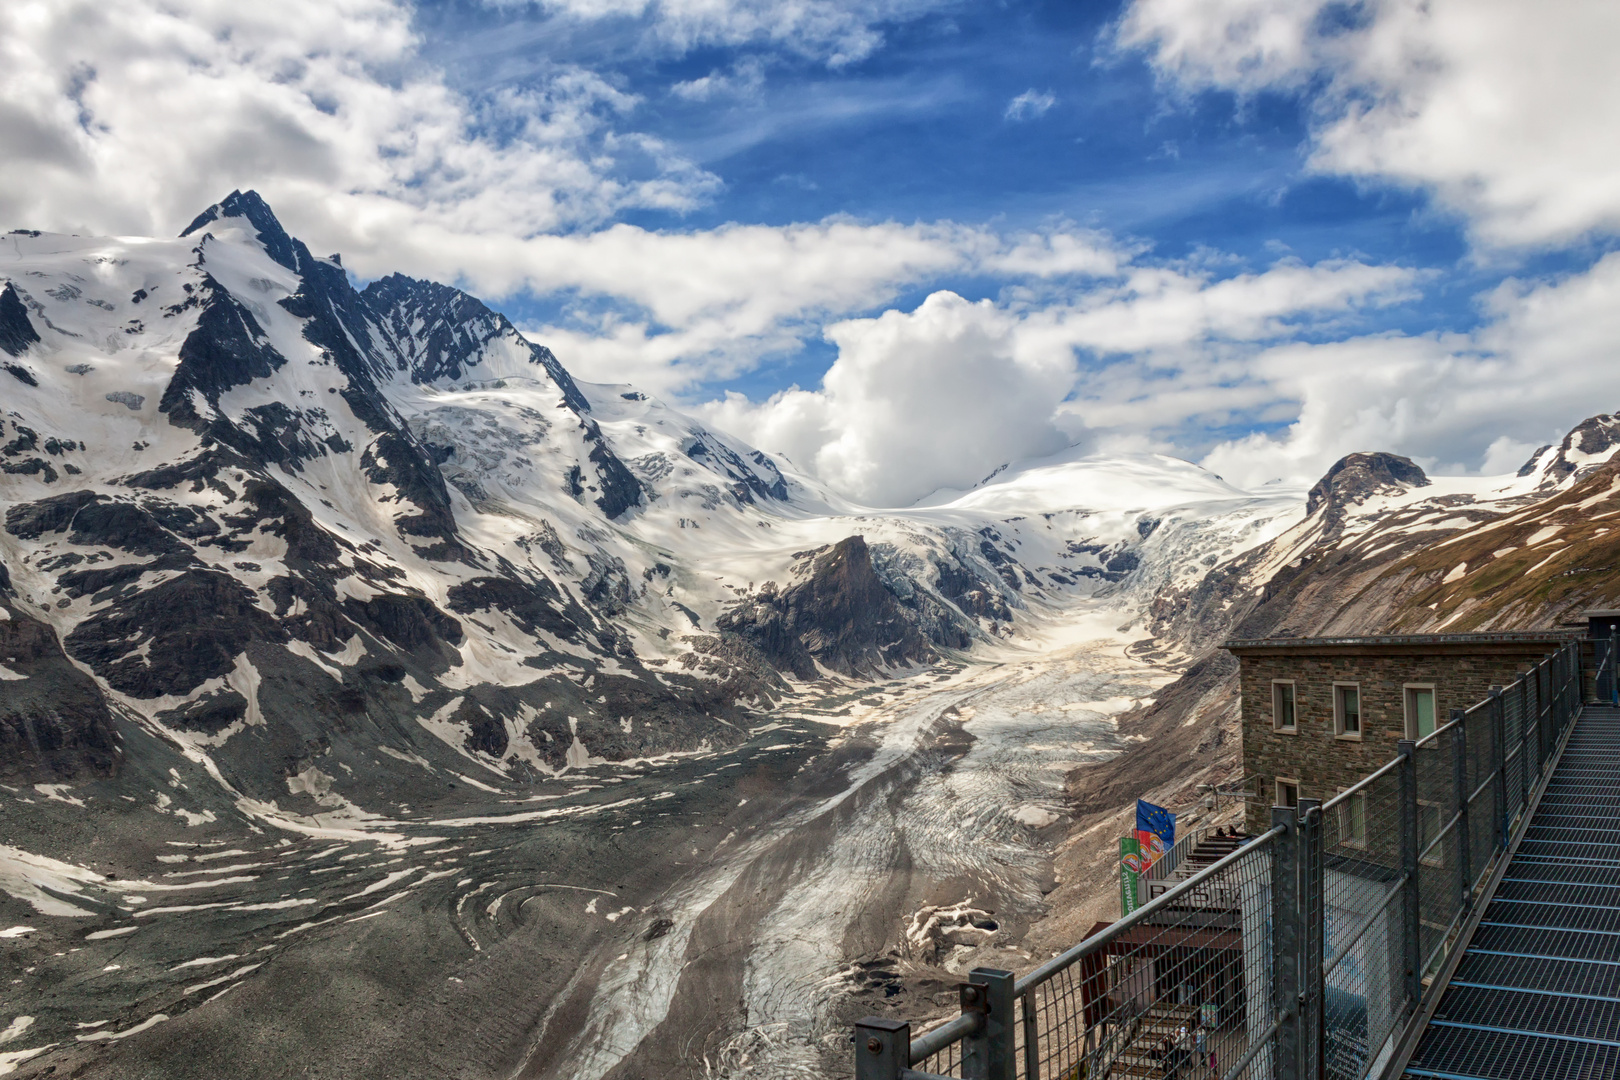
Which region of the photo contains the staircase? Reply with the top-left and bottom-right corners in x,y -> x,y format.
1110,1003 -> 1198,1079
1171,831 -> 1248,878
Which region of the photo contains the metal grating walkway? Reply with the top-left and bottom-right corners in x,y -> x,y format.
1404,706 -> 1620,1080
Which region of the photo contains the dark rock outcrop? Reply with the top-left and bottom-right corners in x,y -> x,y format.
680,434 -> 791,504
1526,413 -> 1620,487
1305,452 -> 1429,528
65,569 -> 288,697
159,688 -> 250,734
181,189 -> 303,272
342,593 -> 463,662
582,418 -> 642,519
158,276 -> 288,444
446,575 -> 583,640
0,605 -> 121,781
0,282 -> 41,356
360,273 -> 592,413
5,489 -> 101,539
717,535 -> 936,679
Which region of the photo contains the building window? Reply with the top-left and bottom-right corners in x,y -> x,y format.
1272,681 -> 1297,732
1336,791 -> 1367,847
1276,778 -> 1300,810
1334,683 -> 1362,739
1405,685 -> 1437,740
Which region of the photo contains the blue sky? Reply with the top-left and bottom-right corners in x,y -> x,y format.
418,0 -> 1475,399
4,0 -> 1619,504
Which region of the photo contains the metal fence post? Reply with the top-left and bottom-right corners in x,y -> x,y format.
1020,993 -> 1039,1080
855,1017 -> 908,1080
1527,672 -> 1543,785
1297,798 -> 1324,1080
1561,644 -> 1575,730
1490,687 -> 1508,847
1562,644 -> 1573,722
1609,633 -> 1619,706
1398,739 -> 1422,1009
1573,639 -> 1584,714
1519,676 -> 1533,809
1272,805 -> 1301,1080
1552,649 -> 1564,731
1539,663 -> 1553,765
961,968 -> 1015,1080
1451,709 -> 1473,907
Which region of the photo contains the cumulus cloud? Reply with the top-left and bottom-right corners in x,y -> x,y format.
1004,89 -> 1057,121
1117,0 -> 1620,248
1200,252 -> 1620,488
704,293 -> 1074,505
703,256 -> 1420,505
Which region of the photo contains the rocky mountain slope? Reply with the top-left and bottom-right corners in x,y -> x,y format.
1063,415 -> 1620,870
0,192 -> 1303,803
0,193 -> 1308,1080
9,191 -> 1611,1080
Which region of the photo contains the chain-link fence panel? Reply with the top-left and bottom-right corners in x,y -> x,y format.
1319,760 -> 1408,1080
910,832 -> 1284,1080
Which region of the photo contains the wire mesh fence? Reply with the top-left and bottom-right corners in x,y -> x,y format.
903,829 -> 1282,1080
853,639 -> 1596,1080
1318,757 -> 1406,1080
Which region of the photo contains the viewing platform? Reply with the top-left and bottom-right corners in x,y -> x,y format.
851,633 -> 1617,1080
1401,705 -> 1620,1079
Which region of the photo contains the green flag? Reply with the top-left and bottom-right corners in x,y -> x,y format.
1119,836 -> 1144,916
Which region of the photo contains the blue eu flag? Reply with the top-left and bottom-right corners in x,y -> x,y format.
1135,799 -> 1176,861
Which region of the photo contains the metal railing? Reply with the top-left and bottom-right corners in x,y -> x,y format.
853,636 -> 1606,1080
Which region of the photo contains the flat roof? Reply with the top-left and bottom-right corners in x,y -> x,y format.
1224,630 -> 1577,654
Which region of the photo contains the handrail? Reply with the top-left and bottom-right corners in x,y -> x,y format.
907,1013 -> 982,1065
1319,754 -> 1402,812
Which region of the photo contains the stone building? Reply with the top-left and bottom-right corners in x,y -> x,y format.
1225,632 -> 1575,834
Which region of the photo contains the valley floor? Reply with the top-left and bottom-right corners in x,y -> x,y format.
2,613 -> 1182,1080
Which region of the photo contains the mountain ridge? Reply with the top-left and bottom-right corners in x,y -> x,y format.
10,192 -> 1615,1080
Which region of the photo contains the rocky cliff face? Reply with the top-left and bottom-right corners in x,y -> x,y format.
1517,413 -> 1620,487
0,599 -> 120,782
716,536 -> 940,678
2,192 -> 1247,812
1303,451 -> 1430,533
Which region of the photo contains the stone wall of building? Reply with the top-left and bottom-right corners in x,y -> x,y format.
1236,642 -> 1566,833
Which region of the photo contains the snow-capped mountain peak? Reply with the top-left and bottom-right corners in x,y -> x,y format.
0,192 -> 1297,817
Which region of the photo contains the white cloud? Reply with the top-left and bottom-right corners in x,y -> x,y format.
702,293 -> 1075,506
703,256 -> 1420,505
1199,252 -> 1620,488
1117,0 -> 1620,248
0,0 -> 719,244
524,0 -> 951,66
1115,0 -> 1332,94
1005,89 -> 1057,122
670,57 -> 767,102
